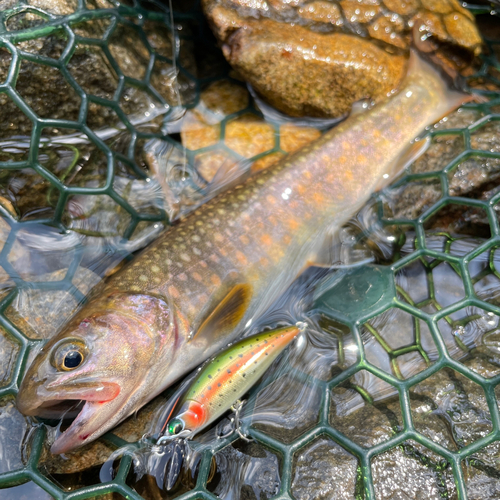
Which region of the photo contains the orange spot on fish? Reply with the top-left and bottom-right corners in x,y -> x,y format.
266,195 -> 276,205
192,272 -> 203,282
325,173 -> 336,184
260,234 -> 272,246
211,274 -> 221,286
239,235 -> 250,246
235,251 -> 248,266
168,286 -> 180,299
287,218 -> 300,231
296,184 -> 306,195
259,257 -> 269,267
312,192 -> 325,204
344,169 -> 354,181
268,216 -> 278,227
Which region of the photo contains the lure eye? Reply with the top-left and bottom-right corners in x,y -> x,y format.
52,340 -> 87,372
167,418 -> 185,436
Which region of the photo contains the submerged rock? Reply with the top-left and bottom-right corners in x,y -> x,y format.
0,5 -> 181,139
207,441 -> 281,500
202,0 -> 482,118
291,436 -> 359,500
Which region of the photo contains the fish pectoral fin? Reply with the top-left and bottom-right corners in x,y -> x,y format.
374,136 -> 431,191
209,158 -> 251,196
190,284 -> 252,343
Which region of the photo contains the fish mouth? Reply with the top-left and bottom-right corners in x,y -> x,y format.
36,399 -> 85,420
18,381 -> 122,454
50,399 -> 110,454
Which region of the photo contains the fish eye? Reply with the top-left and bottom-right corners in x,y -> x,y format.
52,340 -> 87,372
167,418 -> 185,436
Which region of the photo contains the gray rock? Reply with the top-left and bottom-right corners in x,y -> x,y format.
291,436 -> 358,500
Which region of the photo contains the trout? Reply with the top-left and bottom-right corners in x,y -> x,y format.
16,53 -> 470,454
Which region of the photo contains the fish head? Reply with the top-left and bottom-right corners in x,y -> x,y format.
16,293 -> 173,454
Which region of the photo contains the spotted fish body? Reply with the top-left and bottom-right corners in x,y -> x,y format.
163,323 -> 303,439
17,52 -> 470,454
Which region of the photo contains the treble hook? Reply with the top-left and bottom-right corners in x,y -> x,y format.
216,400 -> 253,442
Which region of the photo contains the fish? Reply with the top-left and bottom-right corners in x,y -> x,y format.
16,51 -> 472,454
157,322 -> 305,442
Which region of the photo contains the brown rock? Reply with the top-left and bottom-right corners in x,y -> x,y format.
414,8 -> 482,57
203,0 -> 483,118
420,0 -> 453,15
180,79 -> 321,182
340,0 -> 381,23
297,1 -> 343,26
382,0 -> 419,16
219,17 -> 407,118
443,12 -> 483,54
367,12 -> 407,49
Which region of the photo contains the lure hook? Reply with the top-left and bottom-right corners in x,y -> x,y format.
216,400 -> 253,442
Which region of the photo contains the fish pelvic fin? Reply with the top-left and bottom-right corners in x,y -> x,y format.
191,283 -> 252,343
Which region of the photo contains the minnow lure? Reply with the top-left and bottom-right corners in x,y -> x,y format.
157,322 -> 305,443
17,52 -> 472,454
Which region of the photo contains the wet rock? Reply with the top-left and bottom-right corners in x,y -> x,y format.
205,14 -> 407,118
202,0 -> 482,118
372,440 -> 457,499
0,2 -> 181,140
291,436 -> 359,500
462,441 -> 500,499
180,79 -> 321,178
382,108 -> 500,234
330,386 -> 401,448
4,267 -> 102,340
207,440 -> 281,499
0,325 -> 19,387
0,397 -> 32,475
410,368 -> 492,449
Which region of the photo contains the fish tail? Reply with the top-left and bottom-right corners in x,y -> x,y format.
406,49 -> 473,119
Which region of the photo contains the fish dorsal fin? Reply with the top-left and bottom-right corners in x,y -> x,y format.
191,284 -> 252,342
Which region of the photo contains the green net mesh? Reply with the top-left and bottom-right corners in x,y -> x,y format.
1,0 -> 500,499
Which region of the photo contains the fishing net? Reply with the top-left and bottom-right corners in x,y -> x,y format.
0,0 -> 500,498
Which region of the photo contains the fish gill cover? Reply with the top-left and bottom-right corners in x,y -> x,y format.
0,0 -> 499,499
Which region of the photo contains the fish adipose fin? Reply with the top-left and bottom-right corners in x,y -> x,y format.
191,284 -> 252,342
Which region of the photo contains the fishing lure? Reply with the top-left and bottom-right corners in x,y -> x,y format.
156,322 -> 306,443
